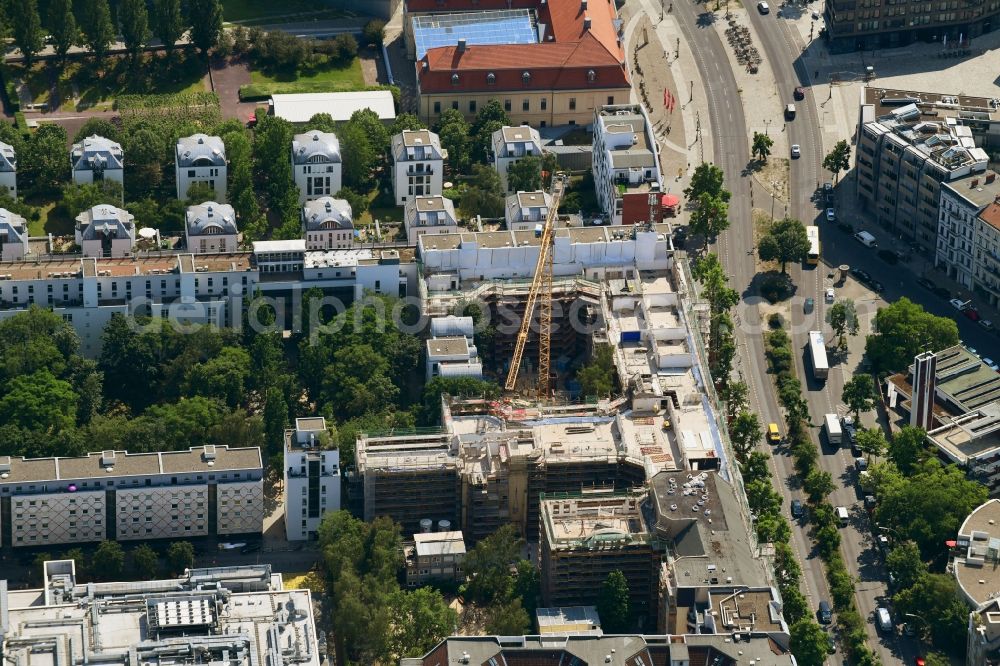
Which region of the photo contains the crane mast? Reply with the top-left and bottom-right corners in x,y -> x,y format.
504,173 -> 566,398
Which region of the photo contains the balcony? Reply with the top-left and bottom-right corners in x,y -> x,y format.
408,166 -> 434,176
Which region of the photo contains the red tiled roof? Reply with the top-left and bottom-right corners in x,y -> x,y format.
413,0 -> 627,94
981,201 -> 1000,231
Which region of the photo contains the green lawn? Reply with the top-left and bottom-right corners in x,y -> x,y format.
247,58 -> 365,96
222,0 -> 343,22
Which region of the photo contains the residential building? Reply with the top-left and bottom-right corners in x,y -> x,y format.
505,190 -> 553,230
392,129 -> 446,205
185,202 -> 238,254
535,606 -> 602,635
593,104 -> 664,225
937,170 -> 1000,294
0,208 -> 29,261
411,0 -> 630,127
270,90 -> 396,124
2,559 -> 320,666
404,195 -> 458,243
978,200 -> 1000,307
175,134 -> 227,201
0,445 -> 263,548
824,0 -> 1000,53
302,196 -> 354,250
0,140 -> 16,199
75,204 -> 136,258
71,135 -> 123,185
284,417 -> 340,541
292,130 -> 342,204
855,88 -> 996,250
540,492 -> 661,622
955,499 -> 1000,610
399,633 -> 794,666
426,335 -> 481,381
492,125 -> 544,192
968,597 -> 1000,666
404,530 -> 467,587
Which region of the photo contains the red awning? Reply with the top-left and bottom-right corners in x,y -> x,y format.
946,540 -> 957,548
661,194 -> 680,207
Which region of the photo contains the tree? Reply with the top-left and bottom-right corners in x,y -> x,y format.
790,619 -> 828,666
865,298 -> 959,373
823,140 -> 851,184
459,164 -> 505,219
92,540 -> 125,580
435,109 -> 470,173
688,192 -> 729,240
577,344 -> 616,399
463,524 -> 523,603
331,33 -> 357,62
485,598 -> 531,635
167,541 -> 195,573
888,426 -> 930,475
415,376 -> 500,425
597,570 -> 631,633
740,451 -> 770,483
757,217 -> 810,273
79,0 -> 114,60
153,0 -> 183,52
751,132 -> 773,163
730,411 -> 762,463
119,0 -> 150,60
184,347 -> 252,407
842,374 -> 878,422
132,543 -> 159,579
363,19 -> 386,46
74,117 -> 120,144
684,162 -> 730,202
388,587 -> 458,660
0,370 -> 77,432
893,573 -> 968,653
338,121 -> 377,190
22,124 -> 69,196
855,427 -> 887,461
827,299 -> 859,349
803,468 -> 835,502
511,559 -> 540,614
390,113 -> 424,136
885,540 -> 926,591
692,253 -> 739,314
506,155 -> 542,192
61,180 -> 124,217
47,0 -> 79,62
720,380 -> 749,423
349,108 -> 390,155
187,0 -> 223,54
11,0 -> 44,65
185,181 -> 218,205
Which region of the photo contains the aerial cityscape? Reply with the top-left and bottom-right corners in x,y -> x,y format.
0,0 -> 997,664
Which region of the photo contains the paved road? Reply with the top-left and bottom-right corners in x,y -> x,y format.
657,0 -> 840,653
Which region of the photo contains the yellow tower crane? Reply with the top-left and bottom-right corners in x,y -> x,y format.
504,173 -> 567,398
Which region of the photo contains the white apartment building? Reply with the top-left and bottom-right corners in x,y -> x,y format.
75,204 -> 135,258
425,315 -> 480,381
392,129 -> 445,205
283,417 -> 340,541
492,125 -> 544,192
0,207 -> 29,261
292,130 -> 342,204
592,104 -> 664,225
936,170 -> 1000,293
0,140 -> 16,199
302,196 -> 354,250
505,190 -> 553,231
71,135 -> 123,185
404,195 -> 458,244
175,134 -> 227,201
185,201 -> 238,254
0,445 -> 263,548
2,560 -> 321,666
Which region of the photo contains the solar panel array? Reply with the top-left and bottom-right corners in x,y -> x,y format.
413,9 -> 538,60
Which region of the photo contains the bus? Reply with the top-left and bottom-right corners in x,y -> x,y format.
808,330 -> 829,380
806,225 -> 820,265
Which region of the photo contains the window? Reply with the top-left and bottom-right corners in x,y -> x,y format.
451,73 -> 459,85
587,69 -> 596,82
607,96 -> 615,105
487,72 -> 496,85
522,99 -> 530,111
504,99 -> 511,112
452,101 -> 459,110
522,71 -> 531,85
569,97 -> 577,110
433,101 -> 441,114
540,98 -> 547,110
469,100 -> 477,113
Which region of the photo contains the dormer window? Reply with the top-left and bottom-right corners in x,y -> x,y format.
487,72 -> 496,85
451,73 -> 459,85
522,71 -> 531,85
587,69 -> 596,82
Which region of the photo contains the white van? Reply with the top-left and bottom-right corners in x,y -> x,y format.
854,230 -> 877,248
836,506 -> 849,526
824,413 -> 842,446
876,607 -> 893,633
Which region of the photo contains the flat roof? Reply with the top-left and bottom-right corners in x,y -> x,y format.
254,239 -> 306,253
863,86 -> 999,120
0,254 -> 252,281
414,531 -> 466,557
928,403 -> 1000,462
943,171 -> 1000,209
426,336 -> 470,357
535,606 -> 602,635
955,499 -> 1000,607
270,91 -> 396,123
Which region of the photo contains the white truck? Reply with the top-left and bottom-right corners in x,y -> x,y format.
824,413 -> 842,446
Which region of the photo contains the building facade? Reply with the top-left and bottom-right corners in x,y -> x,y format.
0,445 -> 263,548
492,125 -> 544,192
185,202 -> 238,254
0,207 -> 29,261
0,140 -> 16,199
71,135 -> 124,185
284,417 -> 340,541
404,530 -> 467,587
292,130 -> 342,204
404,195 -> 459,243
936,170 -> 1000,293
593,104 -> 664,225
392,129 -> 446,205
302,197 -> 354,250
75,204 -> 136,258
505,190 -> 553,230
175,134 -> 227,201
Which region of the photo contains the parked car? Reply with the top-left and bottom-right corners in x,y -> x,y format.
827,633 -> 836,653
877,249 -> 899,265
791,499 -> 804,518
241,543 -> 262,554
825,208 -> 836,222
869,279 -> 885,293
218,542 -> 247,551
916,276 -> 935,291
757,0 -> 770,12
791,144 -> 801,158
804,297 -> 815,313
981,319 -> 995,331
933,285 -> 950,299
965,308 -> 981,322
851,268 -> 872,283
818,600 -> 833,624
984,358 -> 999,372
855,457 -> 868,471
825,288 -> 835,303
794,86 -> 806,100
950,298 -> 970,310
